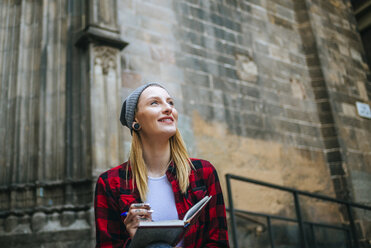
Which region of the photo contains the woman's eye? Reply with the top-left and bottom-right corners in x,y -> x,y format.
168,101 -> 174,106
150,101 -> 158,105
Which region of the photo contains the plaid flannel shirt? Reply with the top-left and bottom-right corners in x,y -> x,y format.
94,158 -> 229,248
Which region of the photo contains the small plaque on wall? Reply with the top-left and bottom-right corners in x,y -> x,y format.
356,101 -> 371,119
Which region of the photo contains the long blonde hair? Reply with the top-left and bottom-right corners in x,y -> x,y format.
128,129 -> 192,201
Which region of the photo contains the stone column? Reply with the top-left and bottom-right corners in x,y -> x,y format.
75,0 -> 127,177
0,0 -> 69,212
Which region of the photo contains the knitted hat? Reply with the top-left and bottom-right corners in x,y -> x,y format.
120,82 -> 165,131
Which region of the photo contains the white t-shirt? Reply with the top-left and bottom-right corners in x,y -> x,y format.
147,174 -> 183,247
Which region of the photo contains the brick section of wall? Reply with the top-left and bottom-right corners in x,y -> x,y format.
170,0 -> 341,234
293,1 -> 349,202
304,0 -> 371,243
173,0 -> 325,151
116,0 -> 353,233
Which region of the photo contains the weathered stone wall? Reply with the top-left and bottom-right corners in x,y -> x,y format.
0,0 -> 370,247
0,0 -> 111,247
118,0 -> 371,244
304,0 -> 371,241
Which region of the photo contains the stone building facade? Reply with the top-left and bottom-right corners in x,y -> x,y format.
0,0 -> 370,247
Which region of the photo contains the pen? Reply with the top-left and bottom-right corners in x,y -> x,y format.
121,209 -> 154,216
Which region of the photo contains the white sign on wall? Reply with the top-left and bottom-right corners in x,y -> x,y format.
356,101 -> 371,119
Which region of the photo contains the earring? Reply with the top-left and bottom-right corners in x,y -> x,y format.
133,123 -> 141,131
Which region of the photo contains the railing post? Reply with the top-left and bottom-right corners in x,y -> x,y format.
267,216 -> 275,248
309,223 -> 318,248
345,228 -> 353,248
226,174 -> 238,248
293,192 -> 307,248
346,204 -> 359,248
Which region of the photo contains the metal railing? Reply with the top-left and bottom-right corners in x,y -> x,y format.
225,174 -> 371,248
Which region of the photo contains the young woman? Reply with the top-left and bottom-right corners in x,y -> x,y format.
94,83 -> 229,248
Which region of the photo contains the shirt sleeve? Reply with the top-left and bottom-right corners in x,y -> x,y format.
94,176 -> 131,248
203,165 -> 230,247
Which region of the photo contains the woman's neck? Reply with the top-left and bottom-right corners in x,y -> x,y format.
141,137 -> 171,178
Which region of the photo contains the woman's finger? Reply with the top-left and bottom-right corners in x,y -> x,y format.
124,208 -> 152,224
129,203 -> 151,210
132,208 -> 153,221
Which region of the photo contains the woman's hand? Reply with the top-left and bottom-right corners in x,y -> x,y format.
123,203 -> 153,238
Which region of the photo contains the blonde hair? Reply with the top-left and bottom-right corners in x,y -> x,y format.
128,129 -> 192,201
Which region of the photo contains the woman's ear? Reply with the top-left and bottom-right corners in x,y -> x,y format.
132,122 -> 141,131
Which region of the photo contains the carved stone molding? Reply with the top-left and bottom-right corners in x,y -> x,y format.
93,46 -> 118,75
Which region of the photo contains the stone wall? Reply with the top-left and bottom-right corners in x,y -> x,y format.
0,0 -> 370,247
118,0 -> 370,244
304,0 -> 371,241
0,0 -> 121,246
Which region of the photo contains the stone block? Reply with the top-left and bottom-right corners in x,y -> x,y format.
295,135 -> 323,148
326,150 -> 342,163
214,27 -> 236,43
350,171 -> 371,204
357,81 -> 368,101
239,1 -> 252,13
328,162 -> 345,176
268,13 -> 294,30
323,137 -> 340,149
289,52 -> 306,65
236,54 -> 258,82
339,115 -> 362,129
189,5 -> 207,20
240,84 -> 260,98
182,56 -> 208,73
277,5 -> 294,21
61,211 -> 76,227
279,119 -> 300,134
215,39 -> 236,55
246,0 -> 262,7
242,113 -> 263,128
184,70 -> 210,88
299,124 -> 320,137
263,102 -> 284,117
4,215 -> 17,233
313,87 -> 329,100
316,101 -> 332,112
173,2 -> 189,16
285,108 -> 315,123
221,66 -> 238,80
181,16 -> 205,34
180,43 -> 207,58
224,18 -> 242,33
136,1 -> 175,23
320,126 -> 337,138
209,13 -> 223,27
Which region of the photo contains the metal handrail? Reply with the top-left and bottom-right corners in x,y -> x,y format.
225,174 -> 371,248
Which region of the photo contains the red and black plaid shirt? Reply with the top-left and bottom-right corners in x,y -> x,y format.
94,158 -> 229,247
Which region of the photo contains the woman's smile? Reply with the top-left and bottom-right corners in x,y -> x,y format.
158,116 -> 174,123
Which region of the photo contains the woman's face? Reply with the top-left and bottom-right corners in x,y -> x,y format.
135,86 -> 178,139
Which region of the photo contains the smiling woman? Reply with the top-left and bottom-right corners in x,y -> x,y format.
94,83 -> 229,248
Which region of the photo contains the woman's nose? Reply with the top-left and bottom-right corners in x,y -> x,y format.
162,103 -> 173,114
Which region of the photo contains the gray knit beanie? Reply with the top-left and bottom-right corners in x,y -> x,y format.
120,82 -> 165,131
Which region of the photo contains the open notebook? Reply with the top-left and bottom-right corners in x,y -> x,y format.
129,195 -> 212,248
